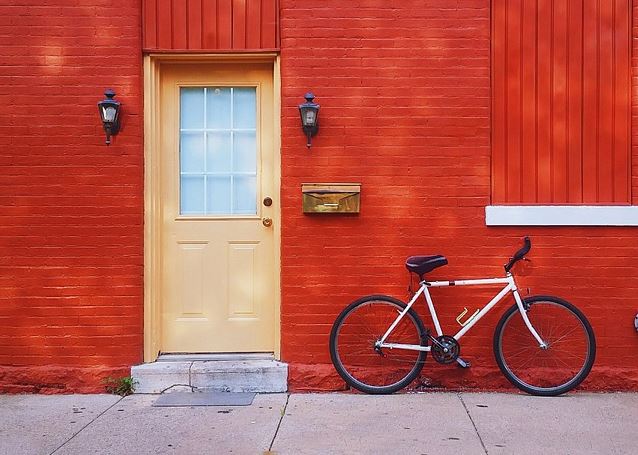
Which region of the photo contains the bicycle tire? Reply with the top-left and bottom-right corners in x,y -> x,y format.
329,295 -> 428,394
493,295 -> 596,396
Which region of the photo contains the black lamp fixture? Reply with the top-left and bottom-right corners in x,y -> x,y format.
298,92 -> 320,148
97,89 -> 121,145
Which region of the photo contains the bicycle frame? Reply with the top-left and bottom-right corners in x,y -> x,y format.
377,274 -> 548,352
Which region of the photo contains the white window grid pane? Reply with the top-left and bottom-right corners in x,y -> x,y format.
179,87 -> 258,216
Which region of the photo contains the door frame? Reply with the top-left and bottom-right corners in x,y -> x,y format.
143,54 -> 282,362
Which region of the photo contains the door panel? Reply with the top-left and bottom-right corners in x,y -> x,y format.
160,63 -> 276,353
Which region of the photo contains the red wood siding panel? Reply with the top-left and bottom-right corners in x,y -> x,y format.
492,0 -> 631,204
144,0 -> 158,49
142,0 -> 279,51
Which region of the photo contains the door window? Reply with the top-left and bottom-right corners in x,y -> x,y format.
179,87 -> 257,215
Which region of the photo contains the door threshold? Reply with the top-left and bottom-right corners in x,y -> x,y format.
132,353 -> 287,393
156,353 -> 275,362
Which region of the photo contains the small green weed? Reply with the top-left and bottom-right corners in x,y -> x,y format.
103,376 -> 137,396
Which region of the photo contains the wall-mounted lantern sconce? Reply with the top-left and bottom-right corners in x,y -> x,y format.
298,92 -> 320,148
97,89 -> 121,145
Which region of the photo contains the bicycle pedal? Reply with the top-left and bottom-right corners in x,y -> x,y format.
455,357 -> 471,368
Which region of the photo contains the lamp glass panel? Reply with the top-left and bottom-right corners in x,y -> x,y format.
102,106 -> 117,122
304,110 -> 316,126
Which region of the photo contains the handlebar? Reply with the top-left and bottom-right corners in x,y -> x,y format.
504,236 -> 531,273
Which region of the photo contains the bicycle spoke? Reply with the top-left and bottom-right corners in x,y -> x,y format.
547,326 -> 581,345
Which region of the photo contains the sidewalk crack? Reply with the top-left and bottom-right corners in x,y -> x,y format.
458,392 -> 489,455
49,396 -> 124,455
188,361 -> 195,389
268,393 -> 290,452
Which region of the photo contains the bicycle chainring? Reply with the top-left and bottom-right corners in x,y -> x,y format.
431,335 -> 461,364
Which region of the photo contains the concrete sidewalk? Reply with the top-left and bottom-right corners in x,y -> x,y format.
1,392 -> 636,455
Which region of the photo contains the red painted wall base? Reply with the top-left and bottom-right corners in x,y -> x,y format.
0,366 -> 131,395
288,363 -> 638,393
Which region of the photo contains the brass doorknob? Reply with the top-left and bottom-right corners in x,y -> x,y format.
262,217 -> 273,227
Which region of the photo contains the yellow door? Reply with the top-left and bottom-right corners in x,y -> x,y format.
160,62 -> 276,353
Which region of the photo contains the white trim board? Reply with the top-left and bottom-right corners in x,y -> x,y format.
485,206 -> 638,226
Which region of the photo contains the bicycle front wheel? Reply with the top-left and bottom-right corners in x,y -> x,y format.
494,295 -> 596,396
329,295 -> 428,394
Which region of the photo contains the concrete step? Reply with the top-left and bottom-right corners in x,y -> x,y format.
131,355 -> 288,394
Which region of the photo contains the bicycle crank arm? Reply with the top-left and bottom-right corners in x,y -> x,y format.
428,335 -> 444,348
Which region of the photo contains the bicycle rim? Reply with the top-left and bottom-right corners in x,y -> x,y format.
495,297 -> 595,396
330,296 -> 426,394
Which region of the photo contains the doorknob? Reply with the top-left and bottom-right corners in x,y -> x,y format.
262,217 -> 273,227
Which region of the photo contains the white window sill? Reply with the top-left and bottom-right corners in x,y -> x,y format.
485,205 -> 638,226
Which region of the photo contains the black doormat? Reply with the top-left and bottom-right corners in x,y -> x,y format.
152,392 -> 256,407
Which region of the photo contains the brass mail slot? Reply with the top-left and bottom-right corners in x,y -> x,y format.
302,183 -> 361,214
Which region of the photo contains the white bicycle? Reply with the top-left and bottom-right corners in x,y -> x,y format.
329,237 -> 596,396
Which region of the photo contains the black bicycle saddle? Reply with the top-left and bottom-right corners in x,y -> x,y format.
405,255 -> 448,277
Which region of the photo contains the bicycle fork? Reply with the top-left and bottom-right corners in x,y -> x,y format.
511,285 -> 548,349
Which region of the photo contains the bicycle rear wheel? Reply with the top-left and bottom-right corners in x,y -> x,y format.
493,295 -> 596,396
329,295 -> 428,394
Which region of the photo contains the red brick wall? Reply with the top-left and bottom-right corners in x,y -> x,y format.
280,0 -> 638,391
1,0 -> 637,394
0,0 -> 143,393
